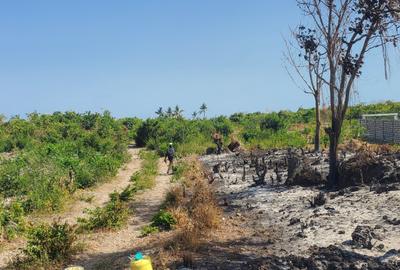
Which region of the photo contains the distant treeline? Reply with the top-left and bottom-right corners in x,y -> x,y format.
134,101 -> 400,154
0,101 -> 397,213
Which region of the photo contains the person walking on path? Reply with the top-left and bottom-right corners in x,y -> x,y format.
164,143 -> 175,174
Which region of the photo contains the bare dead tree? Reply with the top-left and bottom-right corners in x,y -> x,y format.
284,27 -> 328,152
295,0 -> 400,188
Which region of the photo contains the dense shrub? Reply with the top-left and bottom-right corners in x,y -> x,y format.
0,112 -> 130,213
77,192 -> 129,231
211,116 -> 233,137
346,101 -> 400,119
119,117 -> 142,141
11,222 -> 78,269
260,113 -> 286,131
0,201 -> 26,240
135,117 -> 232,155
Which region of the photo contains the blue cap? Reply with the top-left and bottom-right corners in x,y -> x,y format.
134,252 -> 143,260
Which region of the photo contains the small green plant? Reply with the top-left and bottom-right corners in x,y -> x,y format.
118,184 -> 137,202
77,192 -> 129,232
151,210 -> 176,230
140,209 -> 176,237
140,224 -> 159,237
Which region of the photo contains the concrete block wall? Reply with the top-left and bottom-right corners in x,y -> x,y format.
361,119 -> 400,144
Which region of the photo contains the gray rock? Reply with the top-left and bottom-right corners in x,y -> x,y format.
351,225 -> 374,249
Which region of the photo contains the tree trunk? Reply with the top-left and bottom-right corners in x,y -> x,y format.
328,134 -> 338,188
328,119 -> 341,189
314,93 -> 321,152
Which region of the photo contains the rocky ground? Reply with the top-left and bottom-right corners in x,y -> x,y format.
196,150 -> 400,269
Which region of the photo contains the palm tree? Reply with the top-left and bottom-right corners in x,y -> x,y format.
199,103 -> 207,119
173,105 -> 184,119
155,107 -> 164,118
166,107 -> 173,118
192,111 -> 198,119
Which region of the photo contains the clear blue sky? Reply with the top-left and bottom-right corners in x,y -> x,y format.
0,1 -> 398,118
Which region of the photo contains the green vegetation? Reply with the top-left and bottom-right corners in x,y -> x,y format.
78,150 -> 158,232
135,116 -> 232,156
141,209 -> 176,237
77,191 -> 129,232
135,108 -> 316,153
130,151 -> 159,190
140,224 -> 159,236
0,201 -> 26,240
151,210 -> 176,230
11,222 -> 79,269
0,100 -> 397,244
346,101 -> 400,119
119,117 -> 142,141
0,111 -> 130,213
135,101 -> 400,155
172,160 -> 190,182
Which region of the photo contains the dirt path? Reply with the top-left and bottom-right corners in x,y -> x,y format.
52,147 -> 143,224
0,147 -> 143,269
23,147 -> 143,225
71,159 -> 172,270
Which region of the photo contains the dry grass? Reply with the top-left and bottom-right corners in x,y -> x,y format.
136,156 -> 223,268
163,157 -> 221,251
339,139 -> 398,154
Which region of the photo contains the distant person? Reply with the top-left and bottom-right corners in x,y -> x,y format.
164,143 -> 175,174
212,133 -> 223,154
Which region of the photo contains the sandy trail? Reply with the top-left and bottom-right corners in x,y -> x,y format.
0,147 -> 143,269
71,158 -> 172,270
51,147 -> 143,224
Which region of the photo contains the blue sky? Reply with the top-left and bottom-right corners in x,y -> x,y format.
0,1 -> 398,118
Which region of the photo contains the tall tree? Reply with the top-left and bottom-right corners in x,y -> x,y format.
296,0 -> 400,187
285,26 -> 327,152
173,105 -> 184,119
199,103 -> 208,119
192,111 -> 198,119
166,107 -> 173,118
155,107 -> 164,118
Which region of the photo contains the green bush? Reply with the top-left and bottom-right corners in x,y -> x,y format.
140,209 -> 176,237
346,100 -> 400,120
151,210 -> 176,230
135,117 -> 233,156
211,116 -> 233,137
0,111 -> 130,215
16,222 -> 78,268
77,192 -> 129,232
0,201 -> 26,240
260,113 -> 286,132
119,117 -> 142,141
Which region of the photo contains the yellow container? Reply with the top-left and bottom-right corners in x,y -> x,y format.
130,256 -> 153,270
